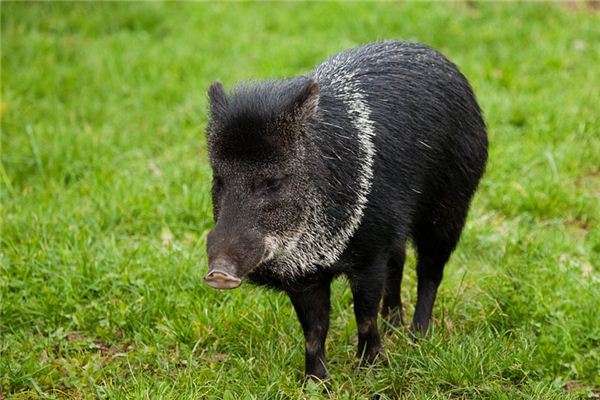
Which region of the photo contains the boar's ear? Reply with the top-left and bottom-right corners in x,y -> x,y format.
287,78 -> 320,123
208,81 -> 229,118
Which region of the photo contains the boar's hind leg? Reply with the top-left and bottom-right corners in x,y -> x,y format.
349,264 -> 386,364
412,210 -> 467,336
381,245 -> 406,329
288,280 -> 332,380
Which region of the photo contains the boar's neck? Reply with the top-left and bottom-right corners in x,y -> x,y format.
251,66 -> 377,283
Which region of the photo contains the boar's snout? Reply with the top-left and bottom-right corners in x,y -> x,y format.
205,226 -> 266,290
204,257 -> 242,289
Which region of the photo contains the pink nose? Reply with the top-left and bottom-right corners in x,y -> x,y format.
204,258 -> 242,289
204,270 -> 242,289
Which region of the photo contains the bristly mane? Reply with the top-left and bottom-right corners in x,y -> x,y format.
207,76 -> 319,163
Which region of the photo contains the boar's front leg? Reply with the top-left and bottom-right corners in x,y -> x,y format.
288,280 -> 332,381
349,264 -> 386,364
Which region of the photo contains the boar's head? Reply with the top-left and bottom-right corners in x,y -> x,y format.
204,77 -> 321,289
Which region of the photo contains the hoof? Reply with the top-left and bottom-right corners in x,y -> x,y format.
358,346 -> 387,366
382,313 -> 405,335
304,373 -> 329,381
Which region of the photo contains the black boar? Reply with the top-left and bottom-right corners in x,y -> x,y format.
204,41 -> 487,380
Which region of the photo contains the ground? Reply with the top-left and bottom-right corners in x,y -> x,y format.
1,2 -> 599,399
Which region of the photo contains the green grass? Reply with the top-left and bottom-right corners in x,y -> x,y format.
1,2 -> 599,399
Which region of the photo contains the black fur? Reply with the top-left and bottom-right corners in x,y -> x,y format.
205,41 -> 488,379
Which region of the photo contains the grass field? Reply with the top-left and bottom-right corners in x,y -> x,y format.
1,2 -> 599,399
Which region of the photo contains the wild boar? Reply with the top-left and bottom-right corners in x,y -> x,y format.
204,41 -> 488,380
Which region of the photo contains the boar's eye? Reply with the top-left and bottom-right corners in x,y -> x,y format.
262,176 -> 284,192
